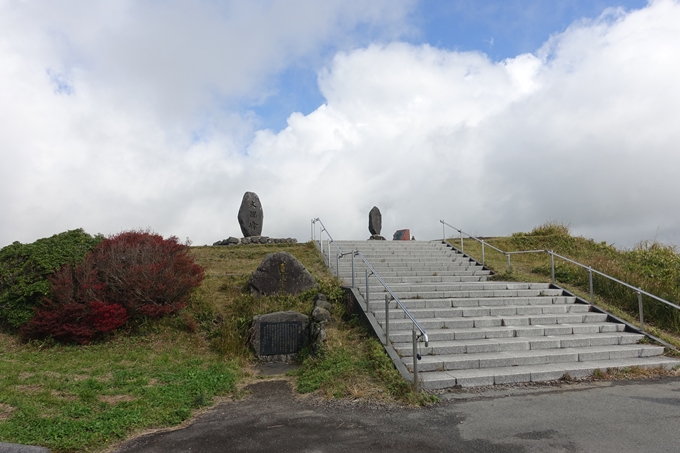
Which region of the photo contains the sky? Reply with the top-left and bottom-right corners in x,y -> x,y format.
1,0 -> 678,249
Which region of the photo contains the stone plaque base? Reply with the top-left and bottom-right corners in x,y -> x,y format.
260,321 -> 304,355
251,311 -> 310,362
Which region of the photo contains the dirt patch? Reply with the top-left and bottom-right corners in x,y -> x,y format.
14,384 -> 43,393
42,371 -> 63,379
99,395 -> 137,405
0,403 -> 16,421
18,372 -> 35,379
51,390 -> 78,401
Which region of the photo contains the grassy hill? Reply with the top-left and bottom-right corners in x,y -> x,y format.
0,241 -> 428,453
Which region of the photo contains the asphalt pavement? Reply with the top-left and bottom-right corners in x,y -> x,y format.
112,374 -> 680,453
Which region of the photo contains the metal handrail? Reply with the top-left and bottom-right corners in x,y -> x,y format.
440,220 -> 680,337
440,220 -> 507,267
547,250 -> 680,332
353,250 -> 429,392
311,218 -> 429,390
354,251 -> 430,343
311,218 -> 344,274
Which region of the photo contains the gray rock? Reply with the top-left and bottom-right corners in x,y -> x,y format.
368,206 -> 382,235
312,306 -> 332,323
227,236 -> 240,245
0,442 -> 51,453
314,294 -> 332,311
250,311 -> 310,362
368,234 -> 386,241
249,252 -> 318,296
238,192 -> 264,237
310,322 -> 327,354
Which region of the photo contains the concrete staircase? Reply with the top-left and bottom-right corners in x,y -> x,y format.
325,240 -> 679,389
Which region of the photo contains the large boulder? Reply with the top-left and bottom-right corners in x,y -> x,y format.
249,252 -> 318,296
368,206 -> 382,235
238,192 -> 264,237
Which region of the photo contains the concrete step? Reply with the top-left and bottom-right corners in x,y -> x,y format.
364,282 -> 554,291
368,296 -> 578,311
385,322 -> 625,343
407,344 -> 665,372
362,289 -> 565,302
419,356 -> 680,388
373,303 -> 591,320
386,313 -> 610,331
393,332 -> 645,357
360,282 -> 554,293
346,275 -> 489,285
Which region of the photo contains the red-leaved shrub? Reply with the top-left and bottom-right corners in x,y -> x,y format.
89,301 -> 128,333
91,230 -> 204,320
21,230 -> 204,343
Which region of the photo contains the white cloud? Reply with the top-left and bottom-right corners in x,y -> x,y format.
254,0 -> 680,246
1,0 -> 680,249
0,0 -> 414,245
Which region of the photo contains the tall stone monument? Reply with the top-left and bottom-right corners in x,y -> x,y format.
368,206 -> 386,240
238,191 -> 263,237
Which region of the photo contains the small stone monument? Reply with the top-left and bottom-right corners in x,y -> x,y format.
238,191 -> 263,237
251,311 -> 310,362
368,206 -> 386,240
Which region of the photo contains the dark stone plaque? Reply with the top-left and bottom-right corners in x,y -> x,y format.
259,321 -> 304,355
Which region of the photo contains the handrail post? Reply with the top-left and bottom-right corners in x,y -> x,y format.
327,240 -> 331,267
351,252 -> 355,288
336,254 -> 340,278
589,266 -> 594,303
481,240 -> 486,265
311,219 -> 314,241
638,290 -> 645,332
365,270 -> 370,312
412,327 -> 420,392
460,230 -> 464,253
506,253 -> 511,272
384,295 -> 390,345
550,250 -> 555,284
442,220 -> 445,243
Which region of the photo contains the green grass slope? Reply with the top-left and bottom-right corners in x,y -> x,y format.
0,241 -> 431,453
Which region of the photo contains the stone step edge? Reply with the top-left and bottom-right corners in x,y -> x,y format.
404,344 -> 665,372
372,304 -> 589,319
367,296 -> 578,307
384,323 -> 624,342
417,357 -> 680,389
392,332 -> 644,356
382,313 -> 608,330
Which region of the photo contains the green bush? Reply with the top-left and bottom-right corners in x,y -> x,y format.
0,229 -> 102,328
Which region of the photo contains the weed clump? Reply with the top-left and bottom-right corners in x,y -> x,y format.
294,315 -> 437,406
